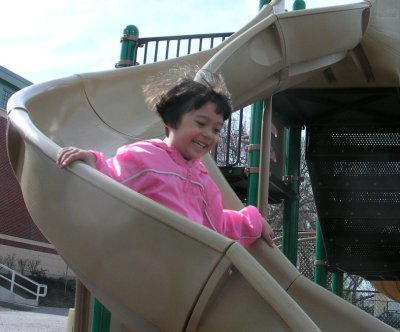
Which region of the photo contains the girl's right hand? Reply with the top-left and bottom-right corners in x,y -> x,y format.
261,218 -> 275,248
56,147 -> 97,168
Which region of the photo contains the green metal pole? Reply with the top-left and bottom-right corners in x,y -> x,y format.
247,100 -> 263,206
293,0 -> 306,10
247,0 -> 270,205
332,271 -> 344,297
260,0 -> 271,6
116,25 -> 139,68
92,299 -> 111,332
282,126 -> 302,265
315,219 -> 328,288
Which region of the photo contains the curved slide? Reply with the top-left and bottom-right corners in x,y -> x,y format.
6,1 -> 397,331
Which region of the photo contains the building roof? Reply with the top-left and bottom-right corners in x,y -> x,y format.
0,65 -> 32,89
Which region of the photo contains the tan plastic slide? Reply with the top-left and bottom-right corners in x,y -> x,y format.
6,1 -> 398,331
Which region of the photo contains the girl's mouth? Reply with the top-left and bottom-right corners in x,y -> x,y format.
193,140 -> 207,149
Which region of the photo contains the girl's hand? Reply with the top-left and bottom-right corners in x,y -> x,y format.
261,219 -> 275,248
56,147 -> 96,168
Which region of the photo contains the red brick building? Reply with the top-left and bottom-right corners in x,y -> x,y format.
0,66 -> 72,277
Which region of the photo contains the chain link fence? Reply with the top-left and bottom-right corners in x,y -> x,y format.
274,231 -> 400,329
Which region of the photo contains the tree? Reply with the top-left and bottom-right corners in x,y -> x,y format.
267,133 -> 317,231
215,108 -> 249,167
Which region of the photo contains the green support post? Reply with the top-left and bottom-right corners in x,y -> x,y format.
260,0 -> 271,6
92,299 -> 111,332
115,25 -> 139,68
282,126 -> 302,266
315,219 -> 328,288
293,0 -> 306,10
332,271 -> 344,297
247,100 -> 263,206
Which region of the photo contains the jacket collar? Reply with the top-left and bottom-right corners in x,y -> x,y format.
149,139 -> 209,174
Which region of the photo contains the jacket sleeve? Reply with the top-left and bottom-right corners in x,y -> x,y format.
204,177 -> 263,248
89,145 -> 142,182
221,206 -> 264,248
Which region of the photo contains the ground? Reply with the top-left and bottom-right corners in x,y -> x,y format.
0,277 -> 74,331
0,303 -> 69,332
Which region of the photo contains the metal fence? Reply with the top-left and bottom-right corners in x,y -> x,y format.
288,233 -> 400,329
0,263 -> 47,305
134,32 -> 232,65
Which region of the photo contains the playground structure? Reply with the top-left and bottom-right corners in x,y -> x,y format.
5,0 -> 400,331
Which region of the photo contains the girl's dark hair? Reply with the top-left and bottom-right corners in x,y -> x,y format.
143,68 -> 233,132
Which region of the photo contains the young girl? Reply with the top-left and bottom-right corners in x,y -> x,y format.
56,69 -> 274,248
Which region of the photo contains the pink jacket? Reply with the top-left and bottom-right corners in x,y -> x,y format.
92,139 -> 263,247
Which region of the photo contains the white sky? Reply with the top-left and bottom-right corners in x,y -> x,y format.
1,0 -> 357,84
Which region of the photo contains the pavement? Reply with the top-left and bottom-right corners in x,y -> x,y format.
0,301 -> 69,332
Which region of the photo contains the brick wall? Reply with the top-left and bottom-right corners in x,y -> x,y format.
0,117 -> 54,250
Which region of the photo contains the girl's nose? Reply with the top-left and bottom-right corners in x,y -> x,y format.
202,127 -> 213,139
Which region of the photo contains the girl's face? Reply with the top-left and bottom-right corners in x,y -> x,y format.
166,101 -> 224,160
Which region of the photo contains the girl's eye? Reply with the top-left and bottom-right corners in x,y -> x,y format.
196,121 -> 205,127
214,128 -> 222,135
